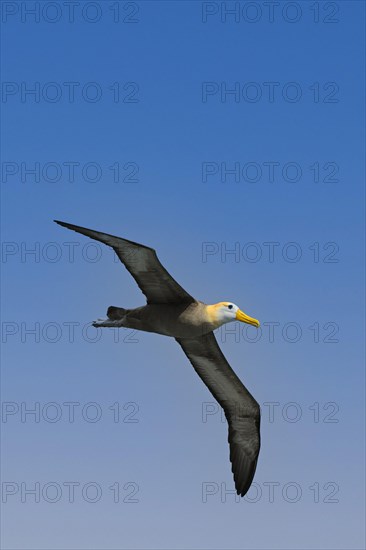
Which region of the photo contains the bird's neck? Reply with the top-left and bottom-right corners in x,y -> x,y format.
205,304 -> 224,328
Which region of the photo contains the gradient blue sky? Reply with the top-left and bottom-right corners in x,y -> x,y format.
1,1 -> 365,549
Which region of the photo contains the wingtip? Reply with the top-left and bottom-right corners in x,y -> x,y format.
54,220 -> 73,229
235,478 -> 251,498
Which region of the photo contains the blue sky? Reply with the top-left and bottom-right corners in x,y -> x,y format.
1,1 -> 365,549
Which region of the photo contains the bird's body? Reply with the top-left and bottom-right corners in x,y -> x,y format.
103,302 -> 222,338
55,220 -> 262,497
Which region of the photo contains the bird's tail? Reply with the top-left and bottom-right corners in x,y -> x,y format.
107,306 -> 127,320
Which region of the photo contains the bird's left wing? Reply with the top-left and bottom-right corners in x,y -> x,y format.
176,332 -> 260,496
54,220 -> 195,305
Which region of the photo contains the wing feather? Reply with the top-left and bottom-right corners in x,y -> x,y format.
54,221 -> 194,305
176,332 -> 260,497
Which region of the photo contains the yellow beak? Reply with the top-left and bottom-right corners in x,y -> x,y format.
236,309 -> 260,328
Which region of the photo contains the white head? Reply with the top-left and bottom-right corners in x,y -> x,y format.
207,302 -> 260,328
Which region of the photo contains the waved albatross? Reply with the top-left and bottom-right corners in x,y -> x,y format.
55,220 -> 261,497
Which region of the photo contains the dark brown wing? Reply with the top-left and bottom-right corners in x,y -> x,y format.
54,220 -> 194,305
176,332 -> 260,497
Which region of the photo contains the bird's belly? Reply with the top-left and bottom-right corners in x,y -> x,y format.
124,304 -> 214,338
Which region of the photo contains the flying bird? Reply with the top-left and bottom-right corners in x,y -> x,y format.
55,220 -> 261,497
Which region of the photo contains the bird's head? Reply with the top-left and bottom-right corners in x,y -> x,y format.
208,302 -> 260,328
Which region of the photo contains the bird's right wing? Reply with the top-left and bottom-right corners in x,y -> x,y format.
54,220 -> 195,305
176,332 -> 260,497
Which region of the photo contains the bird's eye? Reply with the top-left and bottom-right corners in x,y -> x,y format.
228,304 -> 233,310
